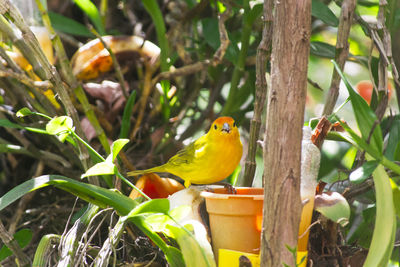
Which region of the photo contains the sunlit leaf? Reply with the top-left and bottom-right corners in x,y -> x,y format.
73,0 -> 105,35
390,179 -> 400,217
16,107 -> 33,118
363,161 -> 396,267
81,162 -> 116,178
349,161 -> 379,184
167,222 -> 216,267
110,139 -> 129,161
0,175 -> 137,215
46,116 -> 73,142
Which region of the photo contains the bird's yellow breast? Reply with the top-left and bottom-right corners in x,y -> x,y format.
165,131 -> 243,185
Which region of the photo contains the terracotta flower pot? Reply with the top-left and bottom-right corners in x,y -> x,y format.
201,187 -> 264,260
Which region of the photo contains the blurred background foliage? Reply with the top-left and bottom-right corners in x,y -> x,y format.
1,0 -> 400,265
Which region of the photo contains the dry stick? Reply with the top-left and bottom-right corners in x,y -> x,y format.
0,68 -> 52,89
35,0 -> 111,155
0,46 -> 58,115
241,0 -> 273,187
0,0 -> 92,172
0,220 -> 31,267
130,62 -> 156,141
152,60 -> 210,85
307,78 -> 324,91
322,0 -> 356,116
0,45 -> 23,73
213,3 -> 231,66
93,217 -> 126,267
375,0 -> 391,121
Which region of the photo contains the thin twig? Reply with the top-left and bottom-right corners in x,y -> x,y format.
241,0 -> 273,187
307,78 -> 324,91
322,0 -> 356,116
0,68 -> 52,89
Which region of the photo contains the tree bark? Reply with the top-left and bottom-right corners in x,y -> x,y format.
260,0 -> 311,266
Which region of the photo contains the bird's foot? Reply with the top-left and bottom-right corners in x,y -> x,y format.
211,181 -> 236,194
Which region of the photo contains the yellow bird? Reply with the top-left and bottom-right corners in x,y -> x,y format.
128,117 -> 243,187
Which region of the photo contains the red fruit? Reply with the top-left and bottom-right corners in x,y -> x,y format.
355,80 -> 392,104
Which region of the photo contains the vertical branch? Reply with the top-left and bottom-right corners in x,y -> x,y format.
375,0 -> 390,121
322,0 -> 356,116
241,0 -> 273,187
260,0 -> 311,266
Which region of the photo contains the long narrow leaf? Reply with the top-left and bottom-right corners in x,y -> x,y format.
363,160 -> 396,267
0,175 -> 137,215
73,0 -> 106,35
332,60 -> 383,155
49,12 -> 94,37
142,0 -> 169,71
119,90 -> 136,139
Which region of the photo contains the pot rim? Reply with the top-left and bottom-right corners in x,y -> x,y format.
200,187 -> 264,200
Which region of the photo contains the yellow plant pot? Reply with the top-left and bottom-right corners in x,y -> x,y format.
201,187 -> 264,260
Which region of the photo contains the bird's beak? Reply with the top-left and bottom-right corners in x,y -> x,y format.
222,122 -> 231,133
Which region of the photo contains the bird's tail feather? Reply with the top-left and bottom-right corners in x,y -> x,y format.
128,166 -> 166,176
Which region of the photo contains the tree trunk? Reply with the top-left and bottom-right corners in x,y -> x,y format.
259,0 -> 311,266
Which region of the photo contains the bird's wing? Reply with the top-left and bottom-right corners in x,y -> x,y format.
167,136 -> 207,166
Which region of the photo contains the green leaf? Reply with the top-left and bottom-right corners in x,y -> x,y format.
357,0 -> 379,7
384,119 -> 400,161
363,161 -> 396,267
390,179 -> 400,217
81,162 -> 116,178
347,206 -> 375,247
46,116 -> 73,142
120,90 -> 136,139
49,12 -> 94,37
0,175 -> 137,215
110,139 -> 129,161
349,161 -> 379,184
0,229 -> 32,261
201,18 -> 220,50
128,215 -> 185,267
127,198 -> 170,217
167,222 -> 216,267
142,0 -> 169,71
0,119 -> 48,134
332,60 -> 383,155
310,41 -> 336,58
16,107 -> 33,118
73,0 -> 105,35
312,0 -> 339,27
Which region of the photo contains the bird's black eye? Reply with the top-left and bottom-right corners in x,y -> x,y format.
214,124 -> 217,130
233,122 -> 237,127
